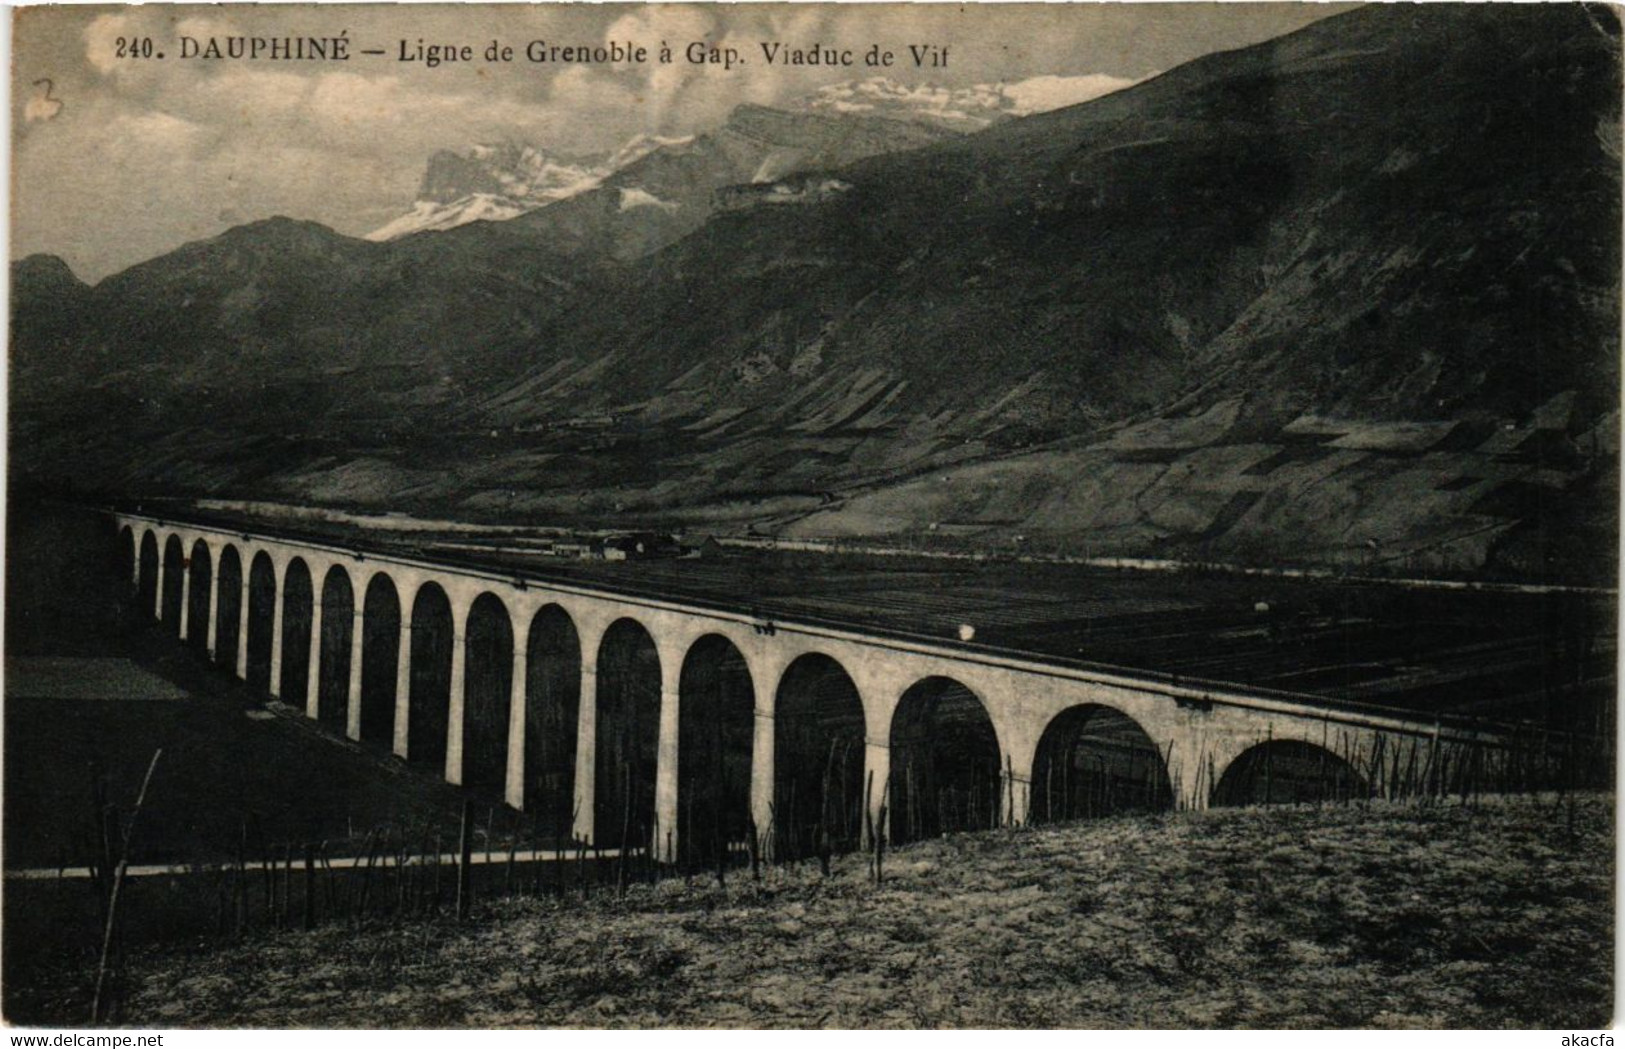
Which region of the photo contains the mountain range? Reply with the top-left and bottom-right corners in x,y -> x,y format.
365,135 -> 691,241
364,74 -> 1140,243
11,4 -> 1621,582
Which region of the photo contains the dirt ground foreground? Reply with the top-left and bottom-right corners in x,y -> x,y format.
41,793 -> 1613,1029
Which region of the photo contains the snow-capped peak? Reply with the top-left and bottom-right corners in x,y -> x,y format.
795,73 -> 1139,131
364,194 -> 532,242
606,133 -> 695,172
370,133 -> 689,241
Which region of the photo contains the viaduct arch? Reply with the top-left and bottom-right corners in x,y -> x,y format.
114,513 -> 1503,862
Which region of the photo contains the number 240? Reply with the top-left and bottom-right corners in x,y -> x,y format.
115,37 -> 158,59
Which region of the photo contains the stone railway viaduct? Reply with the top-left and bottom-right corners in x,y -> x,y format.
115,511 -> 1498,863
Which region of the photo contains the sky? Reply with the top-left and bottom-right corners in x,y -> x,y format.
10,3 -> 1352,282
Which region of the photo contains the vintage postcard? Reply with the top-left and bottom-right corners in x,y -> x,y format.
6,1 -> 1619,1031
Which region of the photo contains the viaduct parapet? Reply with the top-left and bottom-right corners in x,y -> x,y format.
114,512 -> 1504,863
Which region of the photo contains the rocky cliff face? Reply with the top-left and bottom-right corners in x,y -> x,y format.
366,138 -> 690,241
469,102 -> 958,262
416,143 -> 604,204
365,104 -> 952,248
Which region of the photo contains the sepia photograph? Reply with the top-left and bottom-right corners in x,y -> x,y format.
4,0 -> 1619,1030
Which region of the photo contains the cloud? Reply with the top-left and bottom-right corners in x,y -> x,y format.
799,74 -> 1138,131
119,110 -> 206,152
1002,74 -> 1140,115
602,5 -> 717,54
82,13 -> 137,75
82,9 -> 182,96
173,14 -> 242,42
542,7 -> 777,144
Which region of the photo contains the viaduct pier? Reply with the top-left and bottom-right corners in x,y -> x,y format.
113,510 -> 1512,865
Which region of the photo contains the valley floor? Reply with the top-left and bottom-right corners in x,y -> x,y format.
22,794 -> 1614,1029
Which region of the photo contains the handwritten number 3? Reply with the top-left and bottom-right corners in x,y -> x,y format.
32,78 -> 63,118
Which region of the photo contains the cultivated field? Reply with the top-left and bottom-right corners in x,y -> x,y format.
14,793 -> 1612,1029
